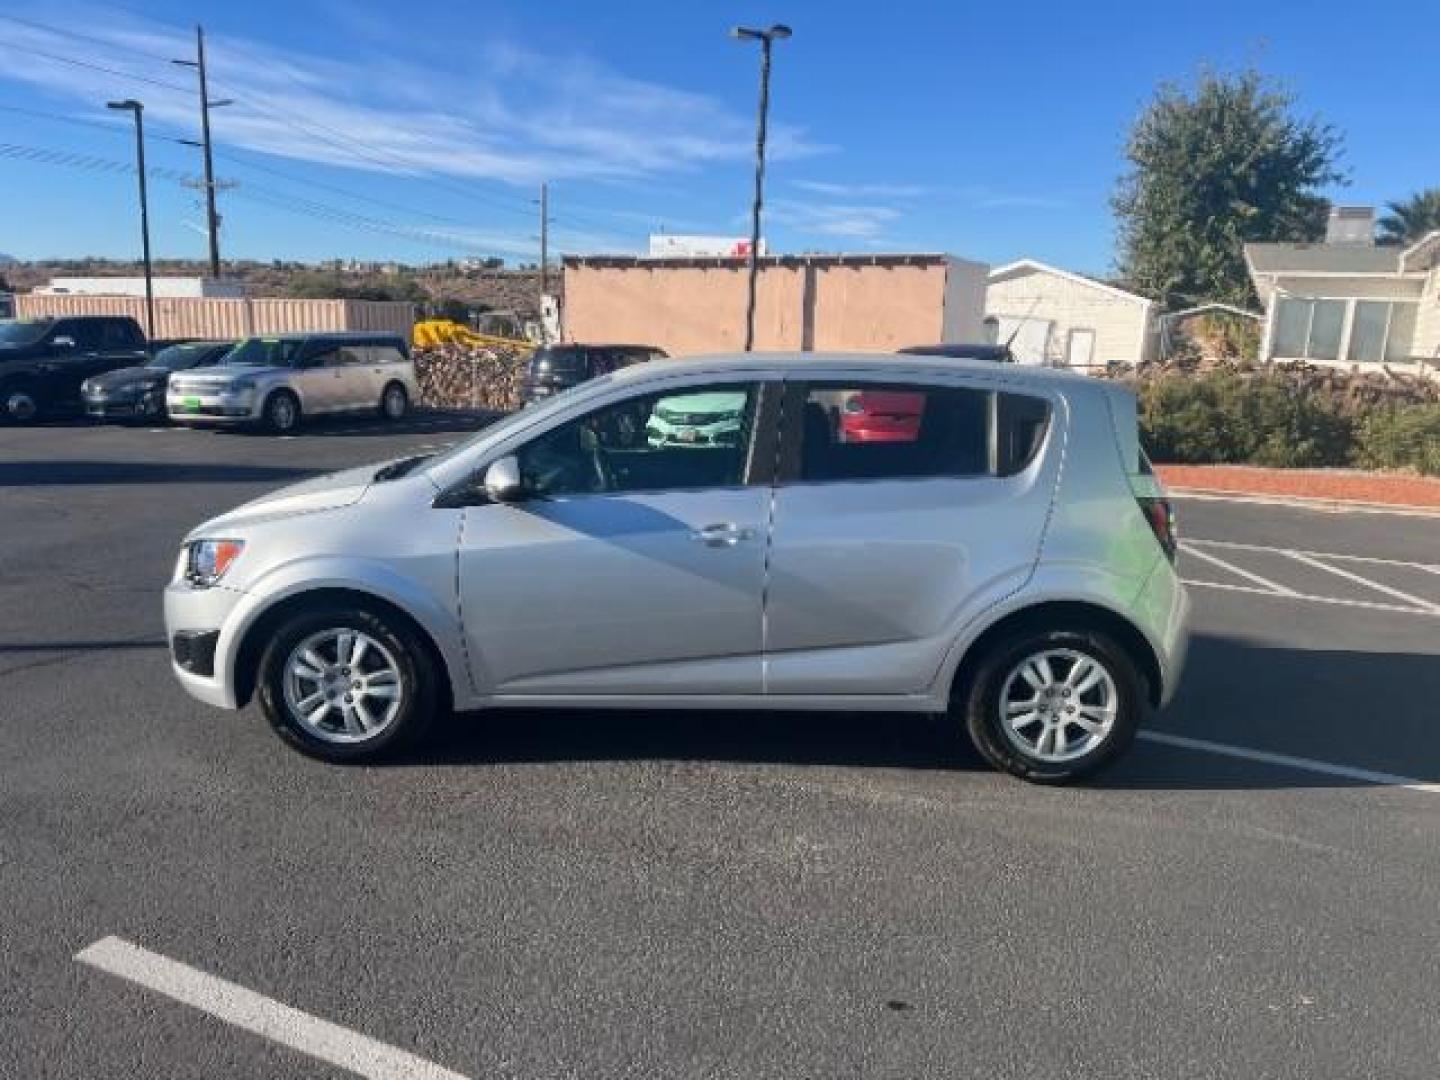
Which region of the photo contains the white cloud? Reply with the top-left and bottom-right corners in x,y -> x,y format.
791,179 -> 928,199
765,198 -> 903,239
0,7 -> 827,189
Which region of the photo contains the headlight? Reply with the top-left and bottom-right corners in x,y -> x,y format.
81,379 -> 94,394
184,539 -> 245,588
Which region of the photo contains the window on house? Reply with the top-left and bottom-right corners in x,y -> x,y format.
1273,298 -> 1346,360
1385,303 -> 1419,361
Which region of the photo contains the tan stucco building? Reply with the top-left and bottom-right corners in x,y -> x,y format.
561,253 -> 988,356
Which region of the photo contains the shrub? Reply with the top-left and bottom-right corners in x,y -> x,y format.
1354,405 -> 1440,476
1135,371 -> 1355,467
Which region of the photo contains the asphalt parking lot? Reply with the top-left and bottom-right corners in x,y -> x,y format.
2,415 -> 1438,1079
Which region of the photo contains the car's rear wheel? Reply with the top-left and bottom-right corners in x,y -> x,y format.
261,390 -> 300,434
379,382 -> 408,421
256,604 -> 437,762
959,627 -> 1143,782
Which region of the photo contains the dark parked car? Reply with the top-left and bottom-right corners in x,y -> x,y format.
0,315 -> 148,422
82,340 -> 234,421
898,343 -> 1015,362
521,343 -> 666,405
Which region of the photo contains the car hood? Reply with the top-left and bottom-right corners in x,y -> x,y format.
175,364 -> 287,386
90,365 -> 164,390
187,462 -> 378,539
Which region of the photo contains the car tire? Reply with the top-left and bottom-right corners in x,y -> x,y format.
958,626 -> 1144,783
379,382 -> 408,421
256,603 -> 438,763
2,384 -> 40,424
261,390 -> 301,434
138,390 -> 164,421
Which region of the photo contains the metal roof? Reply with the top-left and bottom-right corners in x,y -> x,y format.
1244,242 -> 1405,275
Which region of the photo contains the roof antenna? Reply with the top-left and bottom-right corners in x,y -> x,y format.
1001,295 -> 1043,361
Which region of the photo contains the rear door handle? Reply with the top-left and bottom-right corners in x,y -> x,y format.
690,523 -> 755,547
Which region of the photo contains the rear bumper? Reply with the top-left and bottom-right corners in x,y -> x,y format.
1134,559 -> 1190,707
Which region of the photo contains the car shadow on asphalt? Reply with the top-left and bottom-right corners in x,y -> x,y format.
394,633 -> 1440,790
257,409 -> 503,438
0,460 -> 319,486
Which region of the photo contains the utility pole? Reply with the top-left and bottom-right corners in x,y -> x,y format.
731,24 -> 792,351
538,181 -> 550,301
174,25 -> 232,278
107,100 -> 154,339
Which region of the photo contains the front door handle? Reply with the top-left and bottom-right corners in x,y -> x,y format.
690,523 -> 755,547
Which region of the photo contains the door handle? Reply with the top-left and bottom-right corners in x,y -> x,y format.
690,523 -> 755,547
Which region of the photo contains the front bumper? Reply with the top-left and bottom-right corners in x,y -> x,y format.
166,390 -> 260,423
164,579 -> 249,709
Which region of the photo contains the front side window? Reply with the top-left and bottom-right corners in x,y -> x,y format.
226,338 -> 302,367
515,382 -> 759,497
795,383 -> 989,482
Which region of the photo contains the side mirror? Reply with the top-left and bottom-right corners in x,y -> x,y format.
483,455 -> 526,503
52,335 -> 76,350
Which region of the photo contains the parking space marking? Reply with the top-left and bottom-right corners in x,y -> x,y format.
1278,551 -> 1440,613
1189,538 -> 1440,573
75,937 -> 469,1080
1181,578 -> 1440,617
1180,543 -> 1299,595
1139,731 -> 1440,795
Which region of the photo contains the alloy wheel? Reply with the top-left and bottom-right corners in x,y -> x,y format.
281,628 -> 404,744
998,648 -> 1118,763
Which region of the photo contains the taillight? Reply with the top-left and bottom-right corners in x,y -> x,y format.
1137,496 -> 1177,563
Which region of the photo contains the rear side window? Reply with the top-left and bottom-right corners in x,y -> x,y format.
101,320 -> 140,347
796,383 -> 989,482
530,347 -> 585,377
995,391 -> 1052,476
790,383 -> 1052,483
371,345 -> 407,365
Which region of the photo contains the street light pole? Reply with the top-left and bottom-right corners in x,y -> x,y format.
731,23 -> 791,352
108,99 -> 154,339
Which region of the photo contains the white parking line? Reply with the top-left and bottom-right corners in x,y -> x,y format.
75,936 -> 468,1080
1138,731 -> 1440,794
1181,578 -> 1440,617
1280,550 -> 1440,613
1179,543 -> 1299,595
1188,538 -> 1440,573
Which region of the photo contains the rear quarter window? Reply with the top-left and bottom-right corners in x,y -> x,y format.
995,392 -> 1052,476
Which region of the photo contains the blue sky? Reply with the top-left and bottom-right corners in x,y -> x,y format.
0,0 -> 1436,274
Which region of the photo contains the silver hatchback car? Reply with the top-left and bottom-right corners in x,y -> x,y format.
165,353 -> 1188,781
167,332 -> 417,433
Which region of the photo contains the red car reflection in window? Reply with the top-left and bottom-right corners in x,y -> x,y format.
837,390 -> 925,443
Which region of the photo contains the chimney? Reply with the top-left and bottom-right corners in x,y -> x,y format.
1326,206 -> 1375,246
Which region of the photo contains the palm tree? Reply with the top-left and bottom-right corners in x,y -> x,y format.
1377,189 -> 1440,244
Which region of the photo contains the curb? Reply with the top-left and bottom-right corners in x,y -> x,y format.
1167,487 -> 1440,518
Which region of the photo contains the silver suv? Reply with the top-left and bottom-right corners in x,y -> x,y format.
164,353 -> 1188,782
167,332 -> 417,433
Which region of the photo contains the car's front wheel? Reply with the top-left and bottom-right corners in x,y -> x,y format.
256,604 -> 438,762
261,390 -> 301,434
2,385 -> 40,424
959,627 -> 1143,782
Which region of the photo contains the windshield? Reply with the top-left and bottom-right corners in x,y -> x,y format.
422,373 -> 618,475
0,320 -> 53,346
146,343 -> 221,371
223,337 -> 302,367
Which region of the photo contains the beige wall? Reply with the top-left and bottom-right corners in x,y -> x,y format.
14,294 -> 415,340
1413,269 -> 1440,361
986,267 -> 1152,367
562,261 -> 959,356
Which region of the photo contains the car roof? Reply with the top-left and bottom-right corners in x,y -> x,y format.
247,331 -> 404,343
607,351 -> 1100,388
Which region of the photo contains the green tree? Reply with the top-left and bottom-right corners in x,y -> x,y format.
1114,69 -> 1344,309
1377,189 -> 1440,244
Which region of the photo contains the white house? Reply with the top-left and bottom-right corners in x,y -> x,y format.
37,276 -> 247,299
1245,207 -> 1440,371
985,259 -> 1157,369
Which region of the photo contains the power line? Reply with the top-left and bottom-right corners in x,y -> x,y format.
0,141 -> 520,257
0,39 -> 196,95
